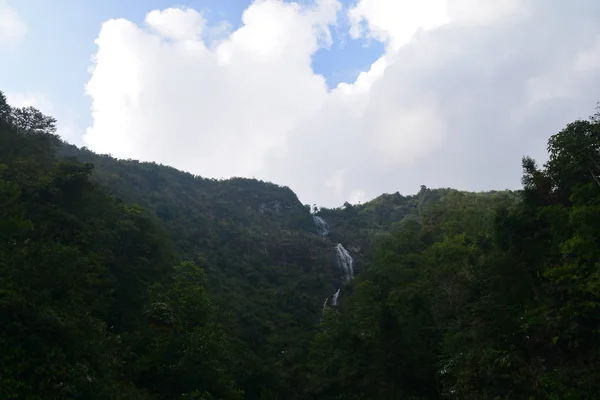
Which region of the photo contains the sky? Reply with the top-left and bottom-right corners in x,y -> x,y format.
1,0 -> 600,207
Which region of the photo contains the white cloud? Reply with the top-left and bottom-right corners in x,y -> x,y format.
146,8 -> 206,41
447,0 -> 525,23
84,0 -> 600,207
5,91 -> 52,111
348,0 -> 449,50
0,0 -> 27,47
85,0 -> 337,177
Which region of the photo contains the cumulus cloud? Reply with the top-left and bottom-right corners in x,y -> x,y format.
348,0 -> 449,50
146,7 -> 206,41
85,0 -> 337,176
84,0 -> 600,207
0,0 -> 27,46
5,91 -> 52,111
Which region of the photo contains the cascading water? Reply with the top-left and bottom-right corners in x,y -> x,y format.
323,245 -> 355,311
335,243 -> 354,283
312,215 -> 329,236
313,216 -> 356,311
331,288 -> 341,306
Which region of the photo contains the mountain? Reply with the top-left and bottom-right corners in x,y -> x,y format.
56,144 -> 348,398
2,89 -> 600,399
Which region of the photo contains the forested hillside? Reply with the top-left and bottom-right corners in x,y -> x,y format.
306,109 -> 600,399
2,88 -> 600,399
56,142 -> 344,399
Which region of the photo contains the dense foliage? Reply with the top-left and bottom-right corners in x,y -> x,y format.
306,107 -> 600,399
2,88 -> 600,399
57,143 -> 341,399
0,92 -> 241,399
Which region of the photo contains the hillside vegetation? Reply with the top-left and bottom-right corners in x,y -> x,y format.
2,89 -> 600,399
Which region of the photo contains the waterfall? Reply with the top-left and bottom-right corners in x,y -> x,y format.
331,288 -> 341,306
314,222 -> 355,311
313,215 -> 329,235
336,243 -> 354,283
322,245 -> 355,311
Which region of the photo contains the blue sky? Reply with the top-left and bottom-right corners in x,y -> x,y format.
0,0 -> 383,142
